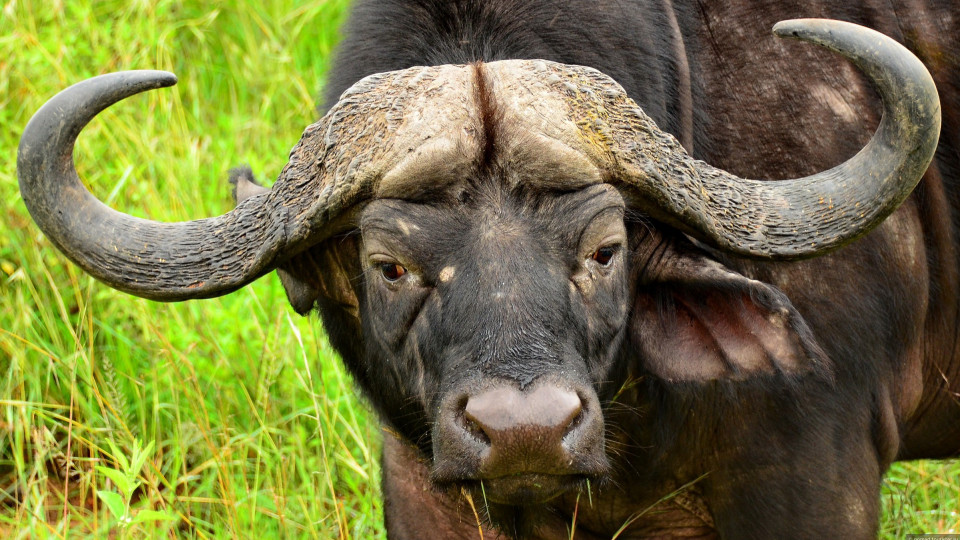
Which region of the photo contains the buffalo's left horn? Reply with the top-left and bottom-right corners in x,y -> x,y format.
583,18 -> 940,259
17,71 -> 298,300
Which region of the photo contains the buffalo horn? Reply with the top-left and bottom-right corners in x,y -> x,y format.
17,66 -> 475,300
18,19 -> 940,302
17,71 -> 299,300
580,18 -> 940,258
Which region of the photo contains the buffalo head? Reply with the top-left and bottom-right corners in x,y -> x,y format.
17,20 -> 940,507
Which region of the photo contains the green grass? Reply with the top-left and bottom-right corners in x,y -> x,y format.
1,1 -> 382,538
0,1 -> 956,538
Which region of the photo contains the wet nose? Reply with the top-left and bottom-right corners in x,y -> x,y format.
464,385 -> 582,453
432,381 -> 608,502
455,384 -> 594,477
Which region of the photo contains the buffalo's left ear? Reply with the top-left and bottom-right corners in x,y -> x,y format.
629,232 -> 829,383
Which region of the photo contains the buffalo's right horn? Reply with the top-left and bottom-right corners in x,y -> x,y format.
17,65 -> 478,300
17,71 -> 299,300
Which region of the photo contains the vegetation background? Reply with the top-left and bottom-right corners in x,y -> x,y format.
0,1 -> 956,538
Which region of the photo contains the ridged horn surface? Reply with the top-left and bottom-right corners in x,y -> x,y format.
17,71 -> 293,300
519,18 -> 940,259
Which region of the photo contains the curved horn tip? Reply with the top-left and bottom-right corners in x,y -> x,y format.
770,18 -> 901,51
126,69 -> 177,83
99,69 -> 178,87
771,18 -> 841,40
629,17 -> 939,260
19,70 -> 179,158
40,70 -> 177,118
145,70 -> 177,87
54,70 -> 179,101
771,19 -> 914,59
92,70 -> 178,96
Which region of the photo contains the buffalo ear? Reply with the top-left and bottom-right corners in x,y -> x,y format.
630,235 -> 829,382
277,237 -> 361,317
226,167 -> 361,317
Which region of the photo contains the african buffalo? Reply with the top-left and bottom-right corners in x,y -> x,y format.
17,0 -> 960,538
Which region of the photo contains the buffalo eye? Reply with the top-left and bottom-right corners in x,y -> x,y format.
591,245 -> 619,267
379,262 -> 407,282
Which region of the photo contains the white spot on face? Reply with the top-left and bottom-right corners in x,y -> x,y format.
396,219 -> 418,236
439,266 -> 456,282
571,272 -> 594,296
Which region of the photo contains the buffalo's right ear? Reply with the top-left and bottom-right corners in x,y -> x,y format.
227,166 -> 361,317
228,166 -> 270,203
629,230 -> 830,383
277,238 -> 361,317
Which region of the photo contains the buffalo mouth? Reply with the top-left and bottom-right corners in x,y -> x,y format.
432,450 -> 610,506
453,472 -> 596,506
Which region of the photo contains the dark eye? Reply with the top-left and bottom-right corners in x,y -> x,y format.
591,246 -> 618,267
379,262 -> 407,282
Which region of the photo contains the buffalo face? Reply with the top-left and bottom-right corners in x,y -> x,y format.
357,182 -> 627,503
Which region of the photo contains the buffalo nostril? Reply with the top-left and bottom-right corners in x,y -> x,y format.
460,408 -> 492,445
564,400 -> 584,436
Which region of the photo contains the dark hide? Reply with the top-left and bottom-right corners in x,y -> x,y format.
277,0 -> 960,538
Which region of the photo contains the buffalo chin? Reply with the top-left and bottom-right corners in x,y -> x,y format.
468,473 -> 589,505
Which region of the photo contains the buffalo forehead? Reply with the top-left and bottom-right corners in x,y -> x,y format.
375,60 -> 604,200
360,183 -> 625,268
